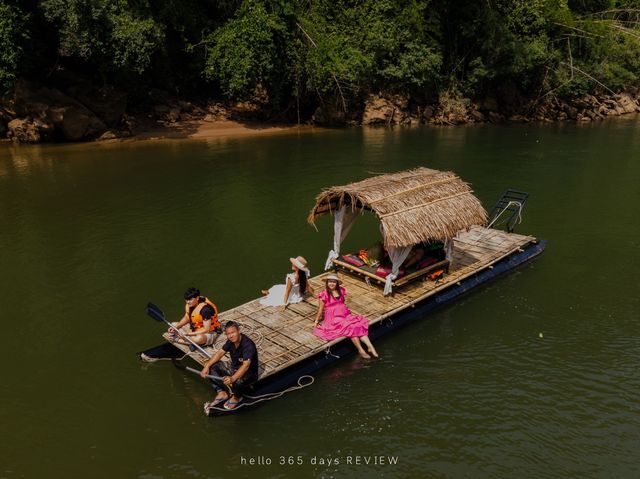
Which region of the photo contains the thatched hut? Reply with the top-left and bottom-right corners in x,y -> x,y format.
308,167 -> 488,294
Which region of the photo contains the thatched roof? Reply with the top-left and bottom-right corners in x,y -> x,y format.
308,167 -> 488,247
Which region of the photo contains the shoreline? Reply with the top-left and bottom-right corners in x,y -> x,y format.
105,112 -> 640,144
1,111 -> 638,148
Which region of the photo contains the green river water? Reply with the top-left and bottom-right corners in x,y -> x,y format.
1,118 -> 639,479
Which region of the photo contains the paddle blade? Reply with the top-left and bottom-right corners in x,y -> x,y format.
146,302 -> 166,322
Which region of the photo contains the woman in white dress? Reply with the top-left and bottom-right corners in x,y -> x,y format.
260,256 -> 314,309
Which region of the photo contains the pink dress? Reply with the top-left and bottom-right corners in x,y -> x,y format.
314,287 -> 370,341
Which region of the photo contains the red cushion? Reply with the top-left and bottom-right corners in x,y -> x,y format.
417,257 -> 438,269
375,266 -> 405,279
341,254 -> 365,267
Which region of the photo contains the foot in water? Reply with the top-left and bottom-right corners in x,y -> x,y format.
368,347 -> 379,358
358,350 -> 371,359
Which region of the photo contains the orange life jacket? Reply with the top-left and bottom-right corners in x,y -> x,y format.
186,297 -> 220,332
427,269 -> 445,281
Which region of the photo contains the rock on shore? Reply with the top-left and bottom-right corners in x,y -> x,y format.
358,90 -> 640,127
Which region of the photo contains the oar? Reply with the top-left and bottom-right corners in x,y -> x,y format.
145,302 -> 212,359
172,359 -> 233,399
171,359 -> 226,384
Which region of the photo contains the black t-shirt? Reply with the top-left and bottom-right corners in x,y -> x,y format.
222,335 -> 259,378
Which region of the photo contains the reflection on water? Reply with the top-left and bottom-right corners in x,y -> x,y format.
1,116 -> 639,478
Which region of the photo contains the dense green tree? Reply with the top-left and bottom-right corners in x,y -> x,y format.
40,0 -> 165,74
1,0 -> 639,115
0,1 -> 28,93
204,1 -> 291,100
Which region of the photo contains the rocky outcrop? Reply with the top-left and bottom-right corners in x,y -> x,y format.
75,85 -> 127,127
6,80 -> 107,142
354,89 -> 640,128
7,118 -> 48,143
362,94 -> 419,125
49,105 -> 106,141
429,92 -> 472,125
528,92 -> 640,123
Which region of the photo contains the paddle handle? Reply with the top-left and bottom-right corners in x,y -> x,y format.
162,317 -> 212,359
184,366 -> 225,383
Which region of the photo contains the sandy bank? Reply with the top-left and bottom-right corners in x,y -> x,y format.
129,119 -> 313,142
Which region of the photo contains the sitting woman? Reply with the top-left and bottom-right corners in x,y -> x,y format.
402,243 -> 427,269
403,240 -> 446,269
313,275 -> 379,359
260,256 -> 314,310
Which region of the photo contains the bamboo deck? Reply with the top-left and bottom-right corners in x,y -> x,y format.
164,226 -> 537,380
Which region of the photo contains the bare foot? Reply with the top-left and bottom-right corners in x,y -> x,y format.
368,347 -> 379,358
214,392 -> 229,403
359,350 -> 371,359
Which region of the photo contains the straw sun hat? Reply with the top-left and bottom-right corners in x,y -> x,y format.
289,256 -> 309,272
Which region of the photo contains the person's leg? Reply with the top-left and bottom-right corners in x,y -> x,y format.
203,333 -> 219,347
224,374 -> 257,409
359,335 -> 378,358
231,374 -> 256,399
191,334 -> 208,345
210,364 -> 232,401
351,337 -> 370,359
403,248 -> 425,269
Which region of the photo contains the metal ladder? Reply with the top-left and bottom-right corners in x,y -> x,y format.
487,190 -> 529,233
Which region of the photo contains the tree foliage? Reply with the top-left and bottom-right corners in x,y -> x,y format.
2,0 -> 640,112
0,1 -> 28,92
40,0 -> 165,74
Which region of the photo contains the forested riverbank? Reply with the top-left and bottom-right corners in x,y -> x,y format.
1,0 -> 640,143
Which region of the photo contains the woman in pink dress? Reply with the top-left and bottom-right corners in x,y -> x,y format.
313,275 -> 379,359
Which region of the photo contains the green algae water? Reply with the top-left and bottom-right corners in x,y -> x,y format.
1,118 -> 639,479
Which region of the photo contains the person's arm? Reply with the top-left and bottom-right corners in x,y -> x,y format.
169,312 -> 189,332
225,359 -> 251,385
314,299 -> 325,325
186,319 -> 210,336
306,282 -> 315,296
200,348 -> 226,377
281,276 -> 293,309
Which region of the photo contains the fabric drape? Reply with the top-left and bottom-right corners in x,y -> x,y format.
383,245 -> 413,295
324,206 -> 359,270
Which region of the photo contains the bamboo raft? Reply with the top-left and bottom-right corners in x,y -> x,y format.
164,225 -> 537,379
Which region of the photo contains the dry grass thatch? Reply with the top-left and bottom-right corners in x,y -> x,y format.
308,167 -> 488,247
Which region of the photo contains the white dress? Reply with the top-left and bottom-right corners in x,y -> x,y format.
259,272 -> 307,306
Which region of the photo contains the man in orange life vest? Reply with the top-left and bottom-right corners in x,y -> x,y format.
168,287 -> 222,346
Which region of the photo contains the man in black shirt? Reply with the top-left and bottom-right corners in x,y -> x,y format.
200,321 -> 259,410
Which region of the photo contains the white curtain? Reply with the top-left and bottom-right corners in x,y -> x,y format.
445,239 -> 454,261
383,245 -> 413,295
324,206 -> 359,270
